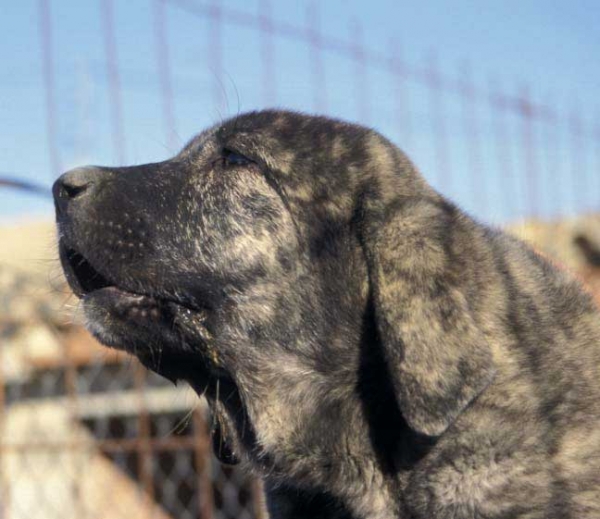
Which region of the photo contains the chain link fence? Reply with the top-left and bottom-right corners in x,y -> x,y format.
0,259 -> 266,519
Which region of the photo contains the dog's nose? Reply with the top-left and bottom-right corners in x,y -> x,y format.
53,166 -> 99,215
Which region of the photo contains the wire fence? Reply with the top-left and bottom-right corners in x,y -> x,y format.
26,0 -> 600,224
1,0 -> 600,518
0,313 -> 265,519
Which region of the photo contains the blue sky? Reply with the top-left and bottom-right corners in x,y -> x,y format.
1,0 -> 599,223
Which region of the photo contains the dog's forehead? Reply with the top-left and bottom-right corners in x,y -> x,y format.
219,110 -> 366,146
179,110 -> 411,209
221,111 -> 381,175
184,111 -> 369,160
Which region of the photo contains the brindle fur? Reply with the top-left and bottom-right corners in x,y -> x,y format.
54,111 -> 600,518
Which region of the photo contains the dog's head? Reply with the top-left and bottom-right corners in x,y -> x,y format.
54,110 -> 494,477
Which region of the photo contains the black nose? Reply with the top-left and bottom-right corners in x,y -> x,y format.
53,166 -> 98,216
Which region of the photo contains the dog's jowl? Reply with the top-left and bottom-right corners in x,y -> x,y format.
54,111 -> 600,518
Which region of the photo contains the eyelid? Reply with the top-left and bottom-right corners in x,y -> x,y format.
222,148 -> 254,166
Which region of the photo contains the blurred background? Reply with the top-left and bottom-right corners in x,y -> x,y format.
1,1 -> 600,518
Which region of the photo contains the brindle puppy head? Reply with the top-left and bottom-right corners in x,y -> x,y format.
54,111 -> 494,480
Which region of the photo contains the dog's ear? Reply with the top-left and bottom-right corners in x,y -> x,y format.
360,193 -> 496,437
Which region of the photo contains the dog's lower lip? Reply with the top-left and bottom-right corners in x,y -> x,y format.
83,286 -> 160,310
84,285 -> 207,319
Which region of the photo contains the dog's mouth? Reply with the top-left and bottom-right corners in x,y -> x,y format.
59,241 -> 242,465
60,242 -> 178,329
59,241 -> 203,322
59,243 -> 112,297
58,240 -> 215,362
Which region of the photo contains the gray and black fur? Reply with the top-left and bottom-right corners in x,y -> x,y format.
53,111 -> 600,518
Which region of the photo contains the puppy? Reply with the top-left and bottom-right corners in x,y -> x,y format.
54,110 -> 600,518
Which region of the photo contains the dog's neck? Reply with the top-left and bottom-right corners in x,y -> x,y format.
237,306 -> 433,518
211,249 -> 435,517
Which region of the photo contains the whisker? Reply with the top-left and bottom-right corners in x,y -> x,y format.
148,340 -> 158,369
215,378 -> 224,455
164,406 -> 196,438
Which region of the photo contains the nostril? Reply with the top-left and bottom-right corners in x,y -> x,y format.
60,182 -> 89,199
53,166 -> 100,206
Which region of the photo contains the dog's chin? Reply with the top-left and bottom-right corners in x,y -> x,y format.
58,240 -> 214,369
83,286 -> 185,351
81,288 -> 243,466
80,286 -> 215,379
59,241 -> 243,466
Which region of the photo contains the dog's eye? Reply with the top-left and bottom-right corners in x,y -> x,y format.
221,149 -> 253,168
